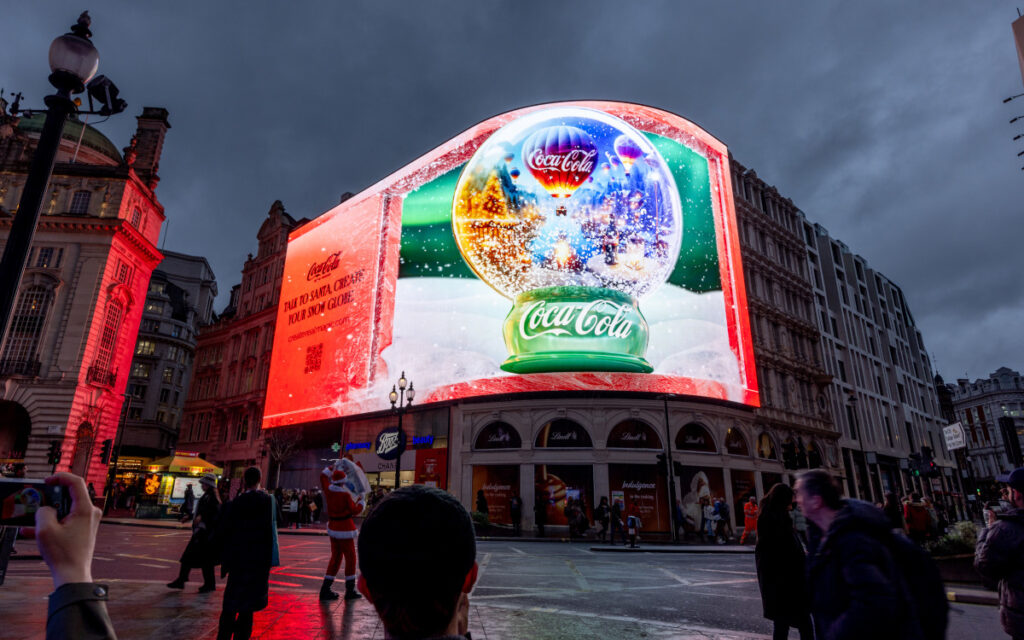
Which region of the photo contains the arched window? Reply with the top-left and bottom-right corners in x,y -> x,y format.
93,299 -> 123,374
724,428 -> 749,456
535,419 -> 592,448
807,440 -> 823,469
1,286 -> 54,368
675,423 -> 716,453
69,190 -> 91,214
607,420 -> 662,449
474,422 -> 522,450
756,432 -> 777,460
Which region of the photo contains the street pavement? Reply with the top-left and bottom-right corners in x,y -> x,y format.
1,524 -> 1005,639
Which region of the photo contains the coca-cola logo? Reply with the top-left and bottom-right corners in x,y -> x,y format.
306,251 -> 342,282
525,148 -> 597,175
519,298 -> 634,341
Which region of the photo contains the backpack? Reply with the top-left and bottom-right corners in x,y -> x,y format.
885,531 -> 948,640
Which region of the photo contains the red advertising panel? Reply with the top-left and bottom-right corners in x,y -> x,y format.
264,101 -> 757,428
414,448 -> 448,490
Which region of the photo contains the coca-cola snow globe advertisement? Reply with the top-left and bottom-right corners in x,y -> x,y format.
452,107 -> 683,373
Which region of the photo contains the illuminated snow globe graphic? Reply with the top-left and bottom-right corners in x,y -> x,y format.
452,106 -> 683,374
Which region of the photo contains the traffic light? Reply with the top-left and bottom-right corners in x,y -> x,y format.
920,446 -> 940,479
909,453 -> 922,477
46,440 -> 62,466
99,439 -> 113,465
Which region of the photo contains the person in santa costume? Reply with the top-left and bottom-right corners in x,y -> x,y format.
319,456 -> 369,600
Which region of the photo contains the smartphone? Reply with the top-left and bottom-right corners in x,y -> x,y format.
0,478 -> 70,527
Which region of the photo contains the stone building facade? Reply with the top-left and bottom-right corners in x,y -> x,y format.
802,220 -> 959,506
121,251 -> 217,458
0,101 -> 169,487
178,201 -> 299,481
949,367 -> 1024,483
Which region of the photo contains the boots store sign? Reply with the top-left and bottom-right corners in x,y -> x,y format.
263,101 -> 760,428
374,427 -> 407,461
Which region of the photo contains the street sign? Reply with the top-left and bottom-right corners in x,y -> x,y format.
943,422 -> 966,451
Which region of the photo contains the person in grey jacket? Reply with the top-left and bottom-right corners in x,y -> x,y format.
35,472 -> 117,639
976,466 -> 1024,640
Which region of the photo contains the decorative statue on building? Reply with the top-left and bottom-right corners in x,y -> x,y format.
318,457 -> 369,601
123,135 -> 138,167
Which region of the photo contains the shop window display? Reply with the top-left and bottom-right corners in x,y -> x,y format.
474,421 -> 522,450
535,419 -> 592,448
607,420 -> 662,449
675,423 -> 716,453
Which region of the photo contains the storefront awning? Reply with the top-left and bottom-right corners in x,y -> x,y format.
146,454 -> 222,476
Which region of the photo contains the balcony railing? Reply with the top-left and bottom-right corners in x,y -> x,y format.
86,365 -> 117,388
0,359 -> 42,377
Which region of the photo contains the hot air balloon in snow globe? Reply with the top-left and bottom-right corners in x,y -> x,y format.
451,106 -> 683,374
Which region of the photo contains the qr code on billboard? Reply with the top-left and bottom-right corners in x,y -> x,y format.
304,343 -> 323,374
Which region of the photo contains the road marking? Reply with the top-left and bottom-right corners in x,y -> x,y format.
268,580 -> 302,587
508,546 -> 527,555
139,563 -> 167,569
93,556 -> 113,561
565,559 -> 590,592
116,553 -> 176,564
270,571 -> 323,580
656,567 -> 692,585
688,577 -> 757,587
694,568 -> 756,576
476,601 -> 773,639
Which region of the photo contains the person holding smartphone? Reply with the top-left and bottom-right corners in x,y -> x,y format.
34,472 -> 117,639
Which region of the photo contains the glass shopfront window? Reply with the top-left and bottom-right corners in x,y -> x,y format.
675,423 -> 716,453
609,463 -> 669,532
607,420 -> 662,449
535,464 -> 594,526
676,465 -> 726,535
474,422 -> 522,450
343,407 -> 449,490
535,419 -> 592,448
473,464 -> 519,525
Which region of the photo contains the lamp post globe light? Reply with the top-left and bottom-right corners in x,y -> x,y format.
0,12 -> 111,348
388,372 -> 414,489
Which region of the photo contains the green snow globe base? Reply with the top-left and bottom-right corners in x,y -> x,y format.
500,285 -> 652,374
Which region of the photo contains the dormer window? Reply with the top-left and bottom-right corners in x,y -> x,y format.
70,190 -> 91,215
130,208 -> 142,228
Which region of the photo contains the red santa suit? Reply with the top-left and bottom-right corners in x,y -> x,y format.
319,458 -> 367,600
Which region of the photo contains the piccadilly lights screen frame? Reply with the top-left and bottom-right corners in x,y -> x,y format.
262,101 -> 759,429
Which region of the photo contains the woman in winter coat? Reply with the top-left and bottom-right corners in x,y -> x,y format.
755,483 -> 812,640
167,474 -> 222,592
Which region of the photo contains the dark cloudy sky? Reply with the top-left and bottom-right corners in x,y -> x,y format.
3,2 -> 1022,382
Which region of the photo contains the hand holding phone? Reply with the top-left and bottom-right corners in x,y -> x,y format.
35,473 -> 102,588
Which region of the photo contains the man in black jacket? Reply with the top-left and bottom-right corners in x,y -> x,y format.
216,466 -> 276,640
795,470 -> 920,640
358,485 -> 478,639
976,466 -> 1024,640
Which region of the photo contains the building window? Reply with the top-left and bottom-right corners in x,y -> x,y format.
675,423 -> 717,452
69,190 -> 91,214
1,286 -> 54,364
130,208 -> 142,227
93,300 -> 123,373
148,282 -> 166,295
115,259 -> 133,286
34,247 -> 63,269
170,324 -> 181,338
135,340 -> 156,356
163,367 -> 173,383
127,383 -> 146,399
156,410 -> 167,425
130,362 -> 151,378
235,414 -> 249,441
159,388 -> 170,404
145,301 -> 164,314
607,420 -> 662,449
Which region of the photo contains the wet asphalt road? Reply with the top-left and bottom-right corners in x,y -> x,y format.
3,525 -> 1005,639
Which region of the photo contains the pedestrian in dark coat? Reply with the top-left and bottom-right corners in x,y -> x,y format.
168,473 -> 221,592
755,483 -> 812,640
611,498 -> 627,545
509,493 -> 523,537
796,470 -> 922,640
596,497 -> 610,542
181,483 -> 196,522
534,492 -> 547,537
475,489 -> 489,518
216,466 -> 277,640
882,491 -> 904,532
976,467 -> 1024,639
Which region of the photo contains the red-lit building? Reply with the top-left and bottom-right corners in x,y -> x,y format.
0,99 -> 170,488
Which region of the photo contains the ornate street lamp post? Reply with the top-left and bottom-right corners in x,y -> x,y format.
388,372 -> 414,489
0,13 -> 125,347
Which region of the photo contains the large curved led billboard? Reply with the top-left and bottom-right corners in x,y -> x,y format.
263,101 -> 758,428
